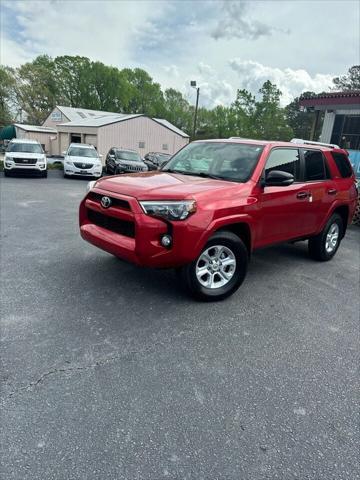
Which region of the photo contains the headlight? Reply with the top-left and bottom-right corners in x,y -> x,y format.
86,180 -> 97,192
5,156 -> 13,161
65,161 -> 73,166
140,200 -> 196,221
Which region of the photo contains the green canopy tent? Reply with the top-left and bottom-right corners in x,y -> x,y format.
0,124 -> 16,141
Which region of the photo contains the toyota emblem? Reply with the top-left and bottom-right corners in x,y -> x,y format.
101,196 -> 112,208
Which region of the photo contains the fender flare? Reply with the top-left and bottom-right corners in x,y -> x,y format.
192,214 -> 255,257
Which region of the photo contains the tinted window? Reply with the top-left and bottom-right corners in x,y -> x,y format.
265,148 -> 300,180
304,150 -> 327,181
163,142 -> 264,182
7,143 -> 43,153
332,152 -> 353,178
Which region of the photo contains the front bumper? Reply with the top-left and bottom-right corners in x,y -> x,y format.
4,162 -> 46,174
64,164 -> 102,178
79,188 -> 210,268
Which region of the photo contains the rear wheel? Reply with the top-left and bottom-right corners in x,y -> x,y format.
178,231 -> 248,301
308,213 -> 343,261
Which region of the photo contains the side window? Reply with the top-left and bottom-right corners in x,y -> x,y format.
303,150 -> 328,181
331,152 -> 353,178
265,148 -> 300,180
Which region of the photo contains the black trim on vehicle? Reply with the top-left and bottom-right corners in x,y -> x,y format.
87,192 -> 131,210
87,209 -> 135,237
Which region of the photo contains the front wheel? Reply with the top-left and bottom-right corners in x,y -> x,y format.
308,213 -> 343,261
178,231 -> 248,301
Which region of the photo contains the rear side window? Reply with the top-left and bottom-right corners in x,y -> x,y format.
332,152 -> 353,178
265,148 -> 301,180
303,150 -> 328,181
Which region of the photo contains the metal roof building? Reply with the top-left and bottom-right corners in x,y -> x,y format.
41,106 -> 189,159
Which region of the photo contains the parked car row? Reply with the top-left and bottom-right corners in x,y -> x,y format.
3,139 -> 172,179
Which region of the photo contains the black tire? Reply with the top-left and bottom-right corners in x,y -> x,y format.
42,170 -> 48,178
4,169 -> 10,177
178,231 -> 248,301
308,213 -> 343,261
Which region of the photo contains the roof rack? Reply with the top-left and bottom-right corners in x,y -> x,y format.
290,138 -> 340,149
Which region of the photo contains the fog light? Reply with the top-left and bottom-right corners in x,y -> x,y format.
160,234 -> 172,248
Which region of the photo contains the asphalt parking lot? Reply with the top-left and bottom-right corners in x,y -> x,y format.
1,170 -> 359,480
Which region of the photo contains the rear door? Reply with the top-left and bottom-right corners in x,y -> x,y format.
300,148 -> 336,233
259,147 -> 313,246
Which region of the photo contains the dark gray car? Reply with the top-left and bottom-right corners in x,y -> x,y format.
105,148 -> 148,175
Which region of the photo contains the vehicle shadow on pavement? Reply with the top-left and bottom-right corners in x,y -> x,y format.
75,240 -> 314,305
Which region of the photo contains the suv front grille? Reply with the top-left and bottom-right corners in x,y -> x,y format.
87,192 -> 131,211
74,162 -> 93,169
121,164 -> 144,172
14,158 -> 37,165
87,209 -> 135,238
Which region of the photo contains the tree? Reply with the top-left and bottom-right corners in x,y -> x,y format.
285,91 -> 317,139
254,81 -> 293,140
230,89 -> 257,138
163,88 -> 192,134
14,55 -> 58,124
121,68 -> 165,116
0,66 -> 16,127
332,65 -> 360,91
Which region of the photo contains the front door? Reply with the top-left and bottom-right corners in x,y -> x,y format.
258,147 -> 312,247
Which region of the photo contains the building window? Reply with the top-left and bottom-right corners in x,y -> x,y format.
331,115 -> 360,150
139,141 -> 145,149
162,144 -> 168,150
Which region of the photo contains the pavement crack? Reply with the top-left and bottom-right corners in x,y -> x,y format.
5,340 -> 168,400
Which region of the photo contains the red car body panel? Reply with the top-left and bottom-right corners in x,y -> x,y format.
79,140 -> 357,268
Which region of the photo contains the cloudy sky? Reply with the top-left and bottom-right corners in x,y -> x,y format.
1,0 -> 359,107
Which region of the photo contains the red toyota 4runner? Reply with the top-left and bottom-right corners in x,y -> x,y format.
79,139 -> 358,301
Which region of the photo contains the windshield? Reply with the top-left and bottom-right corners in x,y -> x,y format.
116,151 -> 141,161
7,143 -> 43,154
162,142 -> 264,182
67,147 -> 98,158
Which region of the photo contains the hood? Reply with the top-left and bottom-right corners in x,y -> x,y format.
66,155 -> 100,164
6,151 -> 45,159
95,171 -> 247,200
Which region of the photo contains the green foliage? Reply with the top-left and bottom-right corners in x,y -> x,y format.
2,55 -> 356,143
285,92 -> 317,139
332,65 -> 360,91
0,65 -> 16,127
14,55 -> 58,124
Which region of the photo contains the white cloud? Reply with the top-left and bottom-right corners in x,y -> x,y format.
211,1 -> 285,40
162,65 -> 180,78
229,59 -> 334,105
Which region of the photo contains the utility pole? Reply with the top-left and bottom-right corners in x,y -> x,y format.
190,81 -> 200,139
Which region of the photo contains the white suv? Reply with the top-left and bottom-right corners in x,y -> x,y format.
4,139 -> 47,177
63,144 -> 102,179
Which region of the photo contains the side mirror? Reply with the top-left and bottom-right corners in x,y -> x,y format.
265,170 -> 294,187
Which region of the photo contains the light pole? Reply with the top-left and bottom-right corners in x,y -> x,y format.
190,80 -> 200,139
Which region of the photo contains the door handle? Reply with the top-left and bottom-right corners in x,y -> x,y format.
327,189 -> 337,195
296,191 -> 309,199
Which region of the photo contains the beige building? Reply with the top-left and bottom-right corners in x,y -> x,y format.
41,106 -> 189,159
14,124 -> 57,153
